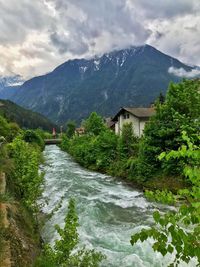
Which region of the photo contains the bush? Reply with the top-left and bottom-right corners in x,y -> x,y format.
22,130 -> 45,150
8,136 -> 43,211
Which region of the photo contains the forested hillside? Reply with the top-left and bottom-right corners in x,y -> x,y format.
0,99 -> 56,131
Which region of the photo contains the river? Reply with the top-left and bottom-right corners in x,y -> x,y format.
39,145 -> 183,267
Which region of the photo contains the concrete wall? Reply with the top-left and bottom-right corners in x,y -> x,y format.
139,119 -> 148,136
115,121 -> 119,134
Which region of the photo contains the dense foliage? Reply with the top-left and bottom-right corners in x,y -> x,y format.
0,114 -> 20,173
61,80 -> 200,184
83,112 -> 106,136
0,114 -> 20,142
136,79 -> 200,180
22,129 -> 45,150
0,115 -> 46,264
0,114 -> 46,210
34,199 -> 105,267
61,112 -> 130,175
8,136 -> 43,211
66,121 -> 76,138
131,132 -> 200,266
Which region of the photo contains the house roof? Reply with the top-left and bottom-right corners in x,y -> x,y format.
104,117 -> 115,128
75,127 -> 85,131
112,107 -> 155,121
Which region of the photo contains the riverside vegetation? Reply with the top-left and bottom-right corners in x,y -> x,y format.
0,115 -> 104,266
0,79 -> 199,266
0,116 -> 47,265
61,79 -> 200,266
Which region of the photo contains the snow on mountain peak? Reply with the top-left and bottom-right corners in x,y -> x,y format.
94,59 -> 100,71
80,66 -> 88,73
0,75 -> 24,88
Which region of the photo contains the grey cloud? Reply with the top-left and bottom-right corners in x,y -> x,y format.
50,31 -> 89,55
154,31 -> 165,40
20,46 -> 53,59
47,0 -> 151,57
0,0 -> 200,78
184,25 -> 198,32
0,0 -> 52,45
50,32 -> 68,54
130,0 -> 198,19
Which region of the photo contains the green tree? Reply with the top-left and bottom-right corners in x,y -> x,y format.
35,128 -> 52,140
157,92 -> 165,104
7,122 -> 20,141
66,121 -> 76,138
22,129 -> 45,150
131,132 -> 200,266
118,122 -> 138,159
84,112 -> 106,136
0,142 -> 11,173
54,198 -> 79,264
35,199 -> 105,267
94,129 -> 118,170
0,115 -> 10,138
137,79 -> 200,179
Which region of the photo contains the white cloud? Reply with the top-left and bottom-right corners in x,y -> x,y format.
168,66 -> 200,78
146,13 -> 200,66
0,0 -> 200,79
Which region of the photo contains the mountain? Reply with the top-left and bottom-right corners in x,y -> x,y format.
8,45 -> 193,124
0,99 -> 56,131
0,75 -> 23,99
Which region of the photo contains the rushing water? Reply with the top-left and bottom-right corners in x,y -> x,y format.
39,145 -> 186,267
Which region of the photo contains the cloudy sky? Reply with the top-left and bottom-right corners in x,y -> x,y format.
0,0 -> 200,79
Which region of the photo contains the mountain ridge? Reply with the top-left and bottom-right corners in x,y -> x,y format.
0,44 -> 195,124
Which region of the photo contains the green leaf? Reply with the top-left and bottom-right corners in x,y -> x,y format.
153,211 -> 161,223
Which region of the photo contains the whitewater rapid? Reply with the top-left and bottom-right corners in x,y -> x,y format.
39,145 -> 190,267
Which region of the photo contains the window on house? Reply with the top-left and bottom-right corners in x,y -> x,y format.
123,113 -> 130,119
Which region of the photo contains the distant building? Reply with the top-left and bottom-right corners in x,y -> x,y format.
75,127 -> 85,135
112,107 -> 155,137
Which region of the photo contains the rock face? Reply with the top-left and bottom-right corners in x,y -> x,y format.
6,45 -> 193,124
